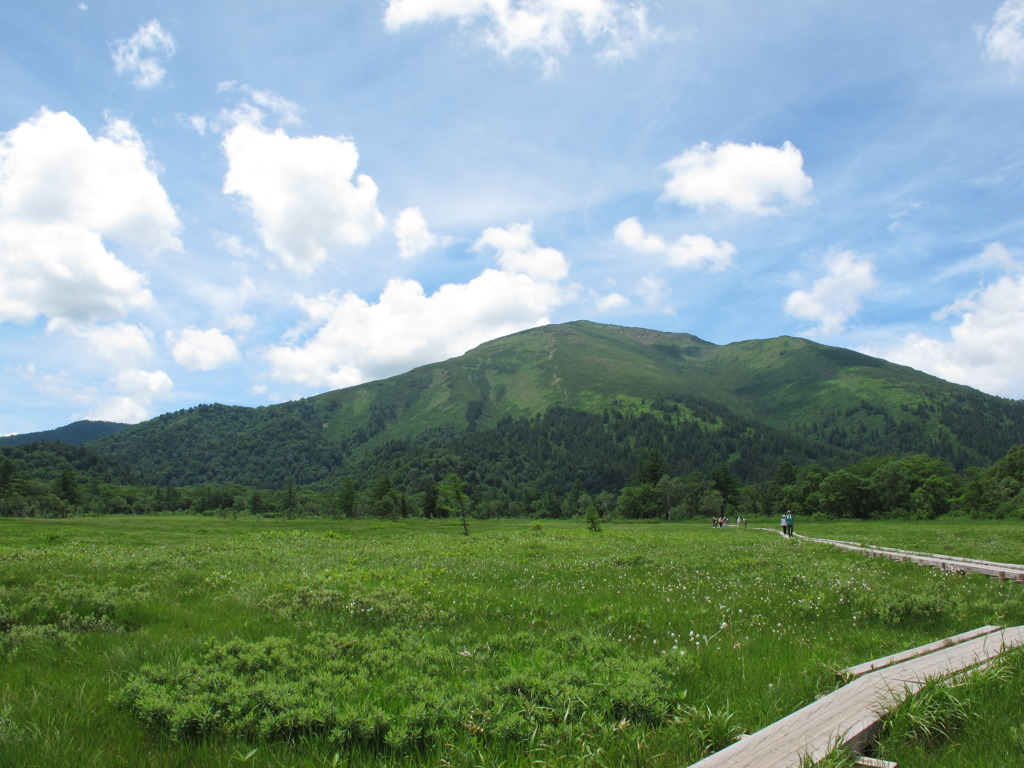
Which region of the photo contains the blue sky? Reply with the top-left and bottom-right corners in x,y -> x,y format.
2,1 -> 1023,435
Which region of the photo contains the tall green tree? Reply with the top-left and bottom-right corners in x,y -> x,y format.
283,477 -> 298,519
616,482 -> 661,519
709,463 -> 739,511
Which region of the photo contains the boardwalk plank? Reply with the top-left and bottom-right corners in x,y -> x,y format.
687,626 -> 1024,768
841,625 -> 1001,679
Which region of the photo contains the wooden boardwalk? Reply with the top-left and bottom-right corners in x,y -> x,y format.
687,625 -> 1024,767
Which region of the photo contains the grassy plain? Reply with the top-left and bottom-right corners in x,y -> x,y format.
796,518 -> 1024,564
1,516 -> 1023,767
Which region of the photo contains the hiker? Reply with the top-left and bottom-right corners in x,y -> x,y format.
785,510 -> 794,537
780,514 -> 787,536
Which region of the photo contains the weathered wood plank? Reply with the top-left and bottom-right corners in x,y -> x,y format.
687,626 -> 1024,768
841,625 -> 1001,679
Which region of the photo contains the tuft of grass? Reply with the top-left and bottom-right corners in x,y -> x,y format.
677,703 -> 742,754
881,676 -> 972,746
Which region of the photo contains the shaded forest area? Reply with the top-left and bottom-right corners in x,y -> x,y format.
2,432 -> 1022,523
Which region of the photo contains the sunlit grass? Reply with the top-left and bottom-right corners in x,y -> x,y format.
1,516 -> 1023,767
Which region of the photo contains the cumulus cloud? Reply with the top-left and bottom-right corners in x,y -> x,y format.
265,223 -> 576,388
0,109 -> 179,323
112,19 -> 176,89
596,292 -> 630,311
473,221 -> 569,281
170,327 -> 242,371
394,207 -> 452,258
981,0 -> 1024,69
614,217 -> 735,271
663,141 -> 813,215
865,270 -> 1024,398
0,224 -> 151,323
785,251 -> 877,337
222,117 -> 386,273
89,369 -> 174,423
383,0 -> 661,74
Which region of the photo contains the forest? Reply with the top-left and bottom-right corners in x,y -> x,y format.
4,323 -> 1024,524
2,435 -> 1022,523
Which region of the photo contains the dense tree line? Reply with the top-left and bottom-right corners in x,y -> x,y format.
3,439 -> 1022,522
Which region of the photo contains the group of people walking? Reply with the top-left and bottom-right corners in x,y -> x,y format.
708,513 -> 789,534
711,515 -> 748,528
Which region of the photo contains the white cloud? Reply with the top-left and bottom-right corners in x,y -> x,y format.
865,272 -> 1024,398
112,19 -> 176,89
981,0 -> 1024,69
51,321 -> 154,367
0,110 -> 181,251
170,327 -> 242,371
217,84 -> 304,128
265,223 -> 575,388
937,241 -> 1020,280
383,0 -> 661,74
0,109 -> 179,323
596,291 -> 629,311
663,141 -> 813,215
614,217 -> 735,271
785,251 -> 877,337
222,118 -> 386,273
0,223 -> 152,323
394,207 -> 451,258
473,221 -> 569,281
89,369 -> 174,423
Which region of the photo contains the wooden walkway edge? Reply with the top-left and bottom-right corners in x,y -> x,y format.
796,536 -> 1024,581
686,625 -> 1024,768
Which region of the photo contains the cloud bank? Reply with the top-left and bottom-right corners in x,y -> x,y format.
265,223 -> 576,388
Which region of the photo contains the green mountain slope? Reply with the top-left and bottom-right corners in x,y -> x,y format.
91,321 -> 1024,491
0,420 -> 128,448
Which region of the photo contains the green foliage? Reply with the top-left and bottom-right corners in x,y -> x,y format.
677,703 -> 742,754
115,629 -> 681,750
874,648 -> 1024,766
0,579 -> 149,660
3,516 -> 1024,767
79,322 -> 1024,492
881,676 -> 973,747
0,420 -> 127,448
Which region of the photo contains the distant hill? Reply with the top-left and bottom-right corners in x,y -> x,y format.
0,420 -> 127,448
87,321 -> 1024,493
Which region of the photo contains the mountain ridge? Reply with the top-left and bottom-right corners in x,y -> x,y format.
0,420 -> 128,448
79,321 -> 1023,492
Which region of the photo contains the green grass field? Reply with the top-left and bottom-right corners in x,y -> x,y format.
2,516 -> 1023,767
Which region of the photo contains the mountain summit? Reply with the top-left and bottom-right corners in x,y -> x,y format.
91,321 -> 1023,491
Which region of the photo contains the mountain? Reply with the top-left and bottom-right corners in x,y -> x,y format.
0,420 -> 128,448
89,321 -> 1024,493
